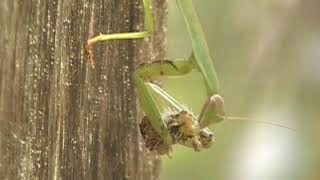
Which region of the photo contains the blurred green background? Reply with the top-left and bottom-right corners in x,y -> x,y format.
160,0 -> 319,179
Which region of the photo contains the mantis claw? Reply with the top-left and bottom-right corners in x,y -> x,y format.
137,60 -> 178,71
153,60 -> 178,70
198,94 -> 226,128
85,40 -> 95,67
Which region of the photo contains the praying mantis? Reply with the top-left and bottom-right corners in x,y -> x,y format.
86,0 -> 293,155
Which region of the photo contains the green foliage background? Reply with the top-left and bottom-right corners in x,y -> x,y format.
160,0 -> 319,179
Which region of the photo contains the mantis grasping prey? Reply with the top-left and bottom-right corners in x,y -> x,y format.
86,0 -> 293,155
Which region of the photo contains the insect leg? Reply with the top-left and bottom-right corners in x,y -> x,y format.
87,0 -> 153,44
133,73 -> 172,145
198,94 -> 226,128
86,0 -> 154,64
134,58 -> 197,145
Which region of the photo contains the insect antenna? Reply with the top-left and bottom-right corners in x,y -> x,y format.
222,115 -> 297,131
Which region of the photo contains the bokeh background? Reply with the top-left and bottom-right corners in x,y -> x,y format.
160,0 -> 319,179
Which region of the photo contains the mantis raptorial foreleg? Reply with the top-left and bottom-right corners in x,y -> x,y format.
133,58 -> 217,146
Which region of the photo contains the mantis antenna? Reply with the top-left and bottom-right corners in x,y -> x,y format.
223,115 -> 297,131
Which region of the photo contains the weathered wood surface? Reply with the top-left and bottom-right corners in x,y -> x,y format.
0,0 -> 167,179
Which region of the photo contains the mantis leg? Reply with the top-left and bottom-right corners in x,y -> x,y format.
133,74 -> 173,145
176,0 -> 227,127
87,0 -> 153,45
198,94 -> 226,128
135,58 -> 197,79
133,58 -> 197,145
177,0 -> 220,94
145,80 -> 216,150
86,0 -> 153,64
136,58 -> 226,129
148,82 -> 224,125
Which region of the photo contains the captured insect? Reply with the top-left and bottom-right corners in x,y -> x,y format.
86,0 -> 294,155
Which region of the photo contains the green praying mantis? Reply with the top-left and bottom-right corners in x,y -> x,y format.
86,0 -> 294,155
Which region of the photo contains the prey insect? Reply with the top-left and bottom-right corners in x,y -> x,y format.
86,0 -> 294,155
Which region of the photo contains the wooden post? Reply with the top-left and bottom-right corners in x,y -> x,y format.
0,0 -> 167,179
